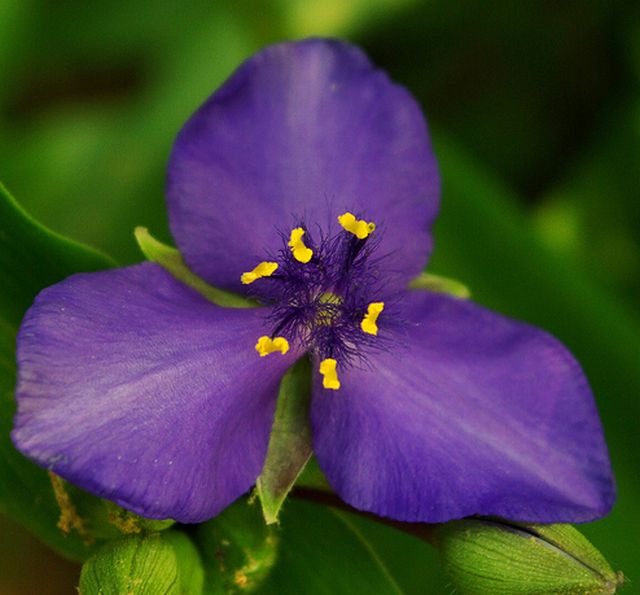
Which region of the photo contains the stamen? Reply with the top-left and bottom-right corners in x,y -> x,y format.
288,228 -> 313,263
338,212 -> 376,240
319,358 -> 340,390
255,336 -> 290,357
241,261 -> 279,285
361,302 -> 385,335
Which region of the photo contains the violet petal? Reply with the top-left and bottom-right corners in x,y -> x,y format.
12,263 -> 296,522
311,291 -> 615,523
167,39 -> 439,292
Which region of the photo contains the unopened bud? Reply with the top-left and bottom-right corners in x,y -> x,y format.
78,531 -> 202,595
435,519 -> 623,594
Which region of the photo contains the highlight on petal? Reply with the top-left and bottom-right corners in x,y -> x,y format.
311,292 -> 615,523
12,263 -> 297,523
167,39 -> 439,293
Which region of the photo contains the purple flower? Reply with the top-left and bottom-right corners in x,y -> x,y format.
12,39 -> 614,524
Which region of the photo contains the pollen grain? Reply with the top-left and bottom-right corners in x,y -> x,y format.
361,302 -> 385,335
255,336 -> 290,357
319,358 -> 341,390
288,227 -> 313,263
241,261 -> 278,285
338,212 -> 376,239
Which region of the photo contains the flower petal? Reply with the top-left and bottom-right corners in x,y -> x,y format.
167,39 -> 439,292
311,292 -> 615,523
12,263 -> 297,523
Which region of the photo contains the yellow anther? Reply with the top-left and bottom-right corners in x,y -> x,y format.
361,302 -> 385,336
288,228 -> 313,263
241,261 -> 278,285
319,358 -> 340,390
338,212 -> 376,240
255,336 -> 290,357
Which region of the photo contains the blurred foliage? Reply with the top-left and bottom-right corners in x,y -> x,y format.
1,0 -> 639,592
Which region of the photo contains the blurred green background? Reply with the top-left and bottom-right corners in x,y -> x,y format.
1,0 -> 639,593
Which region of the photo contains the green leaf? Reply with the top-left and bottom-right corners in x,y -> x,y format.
256,357 -> 313,524
436,519 -> 622,594
134,227 -> 255,308
78,533 -> 181,595
0,181 -> 115,320
198,498 -> 406,594
0,181 -> 114,560
408,271 -> 471,298
197,500 -> 279,594
259,500 -> 404,594
343,508 -> 446,593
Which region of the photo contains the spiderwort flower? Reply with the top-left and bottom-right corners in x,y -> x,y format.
12,39 -> 615,524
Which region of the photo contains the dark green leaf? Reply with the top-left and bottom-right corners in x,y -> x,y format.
259,500 -> 404,595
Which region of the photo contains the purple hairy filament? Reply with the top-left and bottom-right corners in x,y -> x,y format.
241,212 -> 388,390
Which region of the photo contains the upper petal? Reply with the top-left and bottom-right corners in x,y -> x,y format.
311,292 -> 615,523
12,263 -> 297,523
167,38 -> 439,292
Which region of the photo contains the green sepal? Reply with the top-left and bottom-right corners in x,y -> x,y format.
196,499 -> 279,594
134,227 -> 256,308
435,518 -> 623,594
78,532 -> 190,595
408,271 -> 471,298
256,357 -> 313,524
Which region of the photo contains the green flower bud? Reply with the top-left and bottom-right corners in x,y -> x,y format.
435,519 -> 623,594
164,531 -> 205,595
78,531 -> 203,595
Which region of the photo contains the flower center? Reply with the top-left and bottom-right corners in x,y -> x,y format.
316,292 -> 342,326
241,212 -> 386,390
